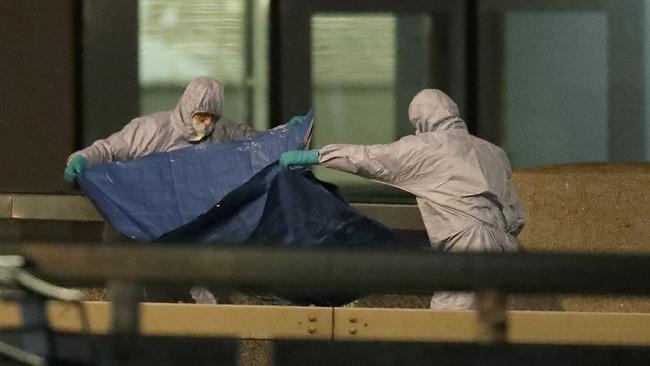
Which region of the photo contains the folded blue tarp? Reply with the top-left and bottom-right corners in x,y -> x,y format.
78,111 -> 314,240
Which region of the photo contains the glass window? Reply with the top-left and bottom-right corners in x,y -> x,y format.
138,0 -> 268,129
310,14 -> 432,199
478,1 -> 648,167
503,12 -> 609,167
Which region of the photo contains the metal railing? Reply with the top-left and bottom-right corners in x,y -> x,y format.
2,242 -> 649,295
2,241 -> 650,365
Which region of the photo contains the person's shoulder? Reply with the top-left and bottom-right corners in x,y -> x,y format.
138,110 -> 171,123
129,111 -> 171,127
401,131 -> 446,146
470,134 -> 504,151
467,134 -> 510,160
121,111 -> 172,136
379,134 -> 445,159
396,133 -> 435,143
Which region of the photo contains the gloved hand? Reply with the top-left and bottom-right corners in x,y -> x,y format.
280,149 -> 319,168
285,115 -> 306,126
64,155 -> 87,183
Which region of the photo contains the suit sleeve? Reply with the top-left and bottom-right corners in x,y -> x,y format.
318,136 -> 439,186
67,118 -> 158,166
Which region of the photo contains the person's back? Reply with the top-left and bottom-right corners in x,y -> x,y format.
402,127 -> 523,251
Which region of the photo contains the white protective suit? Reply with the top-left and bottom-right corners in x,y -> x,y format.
318,89 -> 526,309
68,76 -> 255,166
69,76 -> 254,304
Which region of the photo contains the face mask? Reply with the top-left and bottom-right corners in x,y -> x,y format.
189,116 -> 214,142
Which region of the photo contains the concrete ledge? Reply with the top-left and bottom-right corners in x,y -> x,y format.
350,203 -> 424,231
0,193 -> 103,221
0,195 -> 11,218
3,164 -> 648,250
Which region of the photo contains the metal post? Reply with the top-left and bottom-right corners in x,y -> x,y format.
108,280 -> 140,364
108,280 -> 140,336
18,294 -> 52,361
476,289 -> 508,343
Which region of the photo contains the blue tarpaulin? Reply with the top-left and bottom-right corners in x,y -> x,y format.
78,110 -> 403,306
161,163 -> 400,248
161,163 -> 401,306
78,111 -> 314,240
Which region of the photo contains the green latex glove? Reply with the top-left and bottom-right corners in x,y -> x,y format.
285,115 -> 306,126
280,149 -> 319,168
64,155 -> 87,183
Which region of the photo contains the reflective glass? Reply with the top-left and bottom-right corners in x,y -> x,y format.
480,1 -> 649,166
138,0 -> 268,128
503,12 -> 608,167
311,14 -> 431,199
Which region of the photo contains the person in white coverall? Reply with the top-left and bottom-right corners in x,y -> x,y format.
64,76 -> 307,304
280,89 -> 526,309
63,76 -> 256,182
63,76 -> 259,304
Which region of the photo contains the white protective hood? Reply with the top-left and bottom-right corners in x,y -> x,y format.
69,76 -> 254,166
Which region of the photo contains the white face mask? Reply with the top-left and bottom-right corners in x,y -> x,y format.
189,115 -> 214,142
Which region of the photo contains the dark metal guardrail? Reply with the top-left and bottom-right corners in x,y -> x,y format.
2,242 -> 650,296
2,242 -> 650,364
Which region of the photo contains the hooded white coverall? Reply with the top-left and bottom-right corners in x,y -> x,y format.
68,76 -> 255,165
317,89 -> 526,309
68,76 -> 254,304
